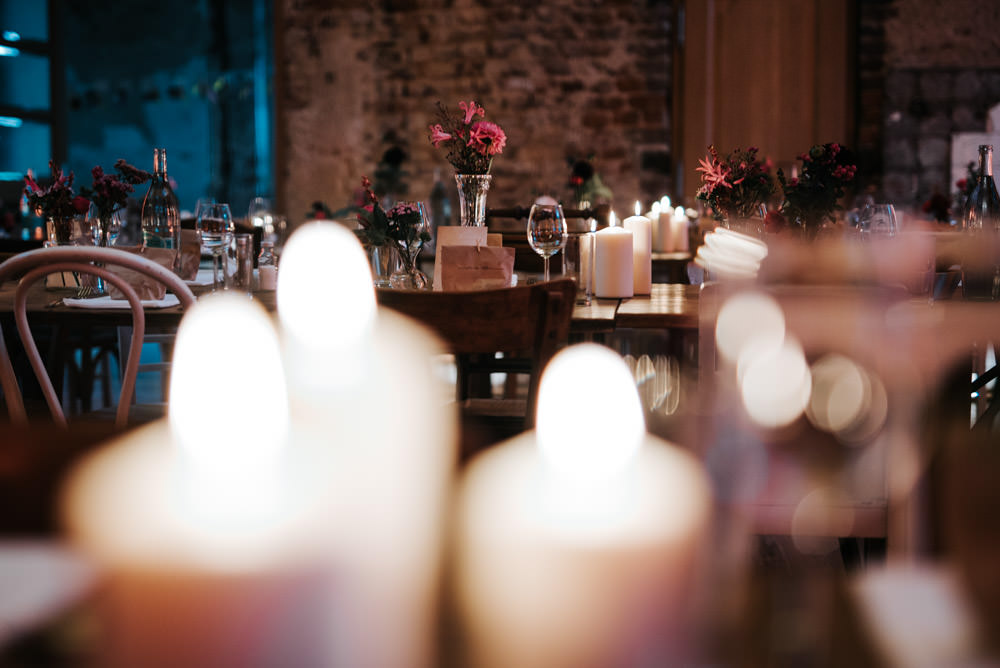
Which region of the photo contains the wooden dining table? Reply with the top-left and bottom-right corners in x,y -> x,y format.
0,279 -> 704,336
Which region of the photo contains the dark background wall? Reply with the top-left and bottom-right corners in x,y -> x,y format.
276,0 -> 675,221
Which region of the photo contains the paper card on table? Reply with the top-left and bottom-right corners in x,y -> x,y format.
433,226 -> 488,290
106,246 -> 175,300
487,233 -> 503,247
439,245 -> 515,291
177,230 -> 201,281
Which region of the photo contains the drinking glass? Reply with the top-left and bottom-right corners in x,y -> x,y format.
196,202 -> 234,291
859,203 -> 898,239
247,197 -> 276,242
527,203 -> 568,281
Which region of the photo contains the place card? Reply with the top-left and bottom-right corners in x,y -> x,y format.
432,225 -> 488,290
439,245 -> 515,291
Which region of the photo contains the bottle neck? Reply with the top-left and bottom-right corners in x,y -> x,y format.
980,147 -> 993,178
153,148 -> 168,179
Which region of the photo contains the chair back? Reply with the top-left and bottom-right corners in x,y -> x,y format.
0,246 -> 196,428
377,279 -> 576,429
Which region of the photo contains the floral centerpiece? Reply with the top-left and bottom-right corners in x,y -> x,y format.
777,143 -> 857,236
695,146 -> 774,236
80,159 -> 151,246
428,100 -> 507,226
567,156 -> 613,208
356,176 -> 431,288
23,161 -> 91,244
695,145 -> 774,220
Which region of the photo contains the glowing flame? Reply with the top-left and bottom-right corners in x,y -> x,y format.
536,344 -> 644,482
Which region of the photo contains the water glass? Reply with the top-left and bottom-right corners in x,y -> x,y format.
233,233 -> 254,297
563,232 -> 595,304
859,203 -> 897,239
196,202 -> 234,291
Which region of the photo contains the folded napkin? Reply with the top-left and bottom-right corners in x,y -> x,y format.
185,268 -> 215,287
104,246 -> 176,300
62,294 -> 180,309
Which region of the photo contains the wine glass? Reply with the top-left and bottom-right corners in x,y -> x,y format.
196,202 -> 234,291
527,203 -> 568,281
859,203 -> 898,239
389,201 -> 430,290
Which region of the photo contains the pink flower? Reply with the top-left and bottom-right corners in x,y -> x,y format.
428,124 -> 452,147
467,121 -> 507,156
459,100 -> 485,125
696,156 -> 731,190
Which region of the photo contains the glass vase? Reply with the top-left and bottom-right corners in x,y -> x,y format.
46,214 -> 89,246
368,243 -> 398,288
721,204 -> 766,238
455,174 -> 492,227
390,241 -> 429,290
90,207 -> 125,247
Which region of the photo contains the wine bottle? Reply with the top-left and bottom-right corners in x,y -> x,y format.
141,148 -> 180,258
961,144 -> 1000,300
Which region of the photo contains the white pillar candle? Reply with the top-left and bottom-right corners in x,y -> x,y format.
277,223 -> 455,668
594,222 -> 633,299
646,201 -> 662,250
457,344 -> 712,668
672,205 -> 690,253
63,295 -> 338,667
623,215 -> 652,295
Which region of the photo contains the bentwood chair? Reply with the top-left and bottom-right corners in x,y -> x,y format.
377,279 -> 576,457
0,246 -> 196,429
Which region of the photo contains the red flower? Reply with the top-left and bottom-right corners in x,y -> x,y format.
764,211 -> 786,233
72,195 -> 90,214
956,178 -> 967,191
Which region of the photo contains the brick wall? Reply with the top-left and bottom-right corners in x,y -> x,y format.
276,0 -> 674,223
874,0 -> 1000,206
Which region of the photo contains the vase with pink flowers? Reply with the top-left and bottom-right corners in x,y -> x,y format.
428,100 -> 507,227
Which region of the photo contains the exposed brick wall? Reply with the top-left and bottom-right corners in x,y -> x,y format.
873,0 -> 1000,207
276,0 -> 674,223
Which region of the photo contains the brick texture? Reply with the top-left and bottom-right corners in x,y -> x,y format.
276,0 -> 674,222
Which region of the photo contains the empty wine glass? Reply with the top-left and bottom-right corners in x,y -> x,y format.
196,202 -> 234,291
527,203 -> 568,281
859,203 -> 898,239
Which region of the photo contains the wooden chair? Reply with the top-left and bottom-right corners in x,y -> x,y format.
377,279 -> 576,455
0,246 -> 196,429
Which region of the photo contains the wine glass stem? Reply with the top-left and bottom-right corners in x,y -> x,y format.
543,256 -> 550,282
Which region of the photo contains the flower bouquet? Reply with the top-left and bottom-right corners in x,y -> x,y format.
776,143 -> 857,237
695,145 -> 774,236
429,100 -> 507,226
23,161 -> 91,245
80,159 -> 151,246
356,177 -> 431,289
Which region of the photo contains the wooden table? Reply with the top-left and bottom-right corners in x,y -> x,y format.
1,280 -> 702,337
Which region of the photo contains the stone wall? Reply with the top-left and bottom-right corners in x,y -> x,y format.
876,0 -> 1000,207
276,0 -> 674,223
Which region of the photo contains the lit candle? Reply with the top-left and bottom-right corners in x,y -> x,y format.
62,295 -> 337,666
647,201 -> 662,250
594,210 -> 633,298
457,344 -> 712,668
277,222 -> 455,668
672,205 -> 690,253
623,214 -> 652,295
634,200 -> 642,217
655,196 -> 674,252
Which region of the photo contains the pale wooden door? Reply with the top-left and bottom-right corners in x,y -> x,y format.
677,0 -> 855,202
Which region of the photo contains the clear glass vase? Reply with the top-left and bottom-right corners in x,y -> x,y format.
89,207 -> 125,247
368,243 -> 398,288
455,173 -> 492,227
721,204 -> 766,238
390,240 -> 429,290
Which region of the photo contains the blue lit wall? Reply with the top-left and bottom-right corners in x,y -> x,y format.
0,0 -> 273,219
